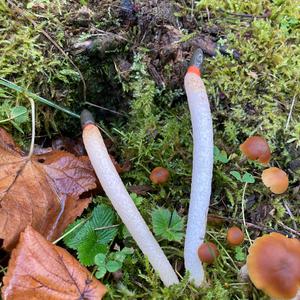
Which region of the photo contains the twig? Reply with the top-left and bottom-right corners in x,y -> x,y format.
206,231 -> 239,272
218,9 -> 268,19
283,200 -> 298,230
85,101 -> 125,116
241,183 -> 253,245
285,94 -> 297,130
94,224 -> 120,231
275,218 -> 300,237
27,98 -> 35,159
52,219 -> 86,244
7,0 -> 87,101
208,214 -> 300,237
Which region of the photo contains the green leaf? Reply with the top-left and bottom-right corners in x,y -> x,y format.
130,193 -> 144,206
242,172 -> 255,184
106,260 -> 122,272
95,253 -> 107,266
114,252 -> 126,262
10,106 -> 28,124
63,219 -> 87,250
214,146 -> 230,164
95,268 -> 107,279
63,205 -> 118,265
121,247 -> 134,255
77,230 -> 108,266
230,171 -> 242,182
152,208 -> 184,242
90,205 -> 118,244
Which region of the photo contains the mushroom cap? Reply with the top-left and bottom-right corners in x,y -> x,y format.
247,232 -> 300,299
240,136 -> 271,164
226,226 -> 245,246
198,242 -> 219,264
149,167 -> 170,184
261,167 -> 289,194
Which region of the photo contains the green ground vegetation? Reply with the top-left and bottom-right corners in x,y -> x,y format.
0,0 -> 299,299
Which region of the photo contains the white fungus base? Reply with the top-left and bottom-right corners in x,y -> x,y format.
83,125 -> 179,287
184,73 -> 213,286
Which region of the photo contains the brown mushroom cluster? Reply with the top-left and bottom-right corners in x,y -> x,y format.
240,136 -> 289,194
247,233 -> 300,299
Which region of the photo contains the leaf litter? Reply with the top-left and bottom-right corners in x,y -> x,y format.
2,226 -> 107,300
0,127 -> 97,250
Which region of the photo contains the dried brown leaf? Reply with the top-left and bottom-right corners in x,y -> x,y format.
0,128 -> 97,250
2,226 -> 107,300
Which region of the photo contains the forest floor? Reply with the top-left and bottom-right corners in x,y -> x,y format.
0,0 -> 299,299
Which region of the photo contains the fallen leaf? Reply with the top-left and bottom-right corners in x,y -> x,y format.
0,128 -> 97,250
2,226 -> 107,300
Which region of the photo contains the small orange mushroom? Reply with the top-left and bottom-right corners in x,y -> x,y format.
150,167 -> 170,184
247,233 -> 300,299
240,136 -> 271,164
198,242 -> 219,264
227,226 -> 245,246
261,167 -> 288,194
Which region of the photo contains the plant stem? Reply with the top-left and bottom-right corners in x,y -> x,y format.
241,183 -> 252,245
0,78 -> 80,119
27,98 -> 35,159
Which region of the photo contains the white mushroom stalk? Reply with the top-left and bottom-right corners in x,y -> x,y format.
81,110 -> 179,287
183,49 -> 214,286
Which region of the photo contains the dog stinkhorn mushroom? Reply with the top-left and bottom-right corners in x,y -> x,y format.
81,110 -> 179,287
184,49 -> 214,286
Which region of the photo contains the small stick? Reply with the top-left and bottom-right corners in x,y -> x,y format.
81,110 -> 179,287
241,183 -> 253,245
285,94 -> 296,130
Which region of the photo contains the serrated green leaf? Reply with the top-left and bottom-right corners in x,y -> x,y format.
63,219 -> 87,250
63,205 -> 118,266
242,172 -> 255,183
106,260 -> 122,272
90,205 -> 118,244
230,171 -> 242,182
152,208 -> 184,242
78,230 -> 108,266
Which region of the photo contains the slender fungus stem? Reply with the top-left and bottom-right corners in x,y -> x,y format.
184,49 -> 214,286
81,110 -> 179,287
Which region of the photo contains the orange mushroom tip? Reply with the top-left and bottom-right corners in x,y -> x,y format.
187,65 -> 201,77
240,136 -> 271,164
247,233 -> 300,299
